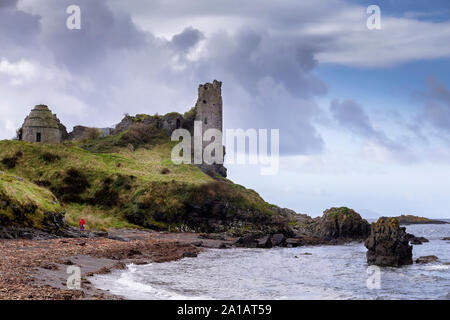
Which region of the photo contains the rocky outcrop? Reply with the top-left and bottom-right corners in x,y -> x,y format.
415,255 -> 438,264
67,126 -> 91,141
406,234 -> 429,245
365,218 -> 413,267
391,215 -> 448,225
313,207 -> 371,241
234,233 -> 323,248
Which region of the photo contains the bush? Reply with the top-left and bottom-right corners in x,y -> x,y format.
80,128 -> 101,141
183,106 -> 197,121
35,180 -> 52,187
52,168 -> 91,203
89,184 -> 119,208
120,123 -> 161,148
160,168 -> 170,175
1,151 -> 23,169
41,152 -> 61,163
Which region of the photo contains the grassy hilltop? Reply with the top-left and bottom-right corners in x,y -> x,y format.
0,129 -> 284,235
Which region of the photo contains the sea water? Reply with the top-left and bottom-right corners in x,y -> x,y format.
90,223 -> 450,300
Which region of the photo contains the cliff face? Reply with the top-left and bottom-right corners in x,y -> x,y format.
0,171 -> 77,239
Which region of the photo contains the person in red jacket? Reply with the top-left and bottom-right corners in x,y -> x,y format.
79,218 -> 86,232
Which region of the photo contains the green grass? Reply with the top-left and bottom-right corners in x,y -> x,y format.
65,204 -> 138,231
0,136 -> 276,232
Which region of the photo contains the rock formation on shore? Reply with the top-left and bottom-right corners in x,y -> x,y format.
365,217 -> 413,267
313,207 -> 371,241
232,207 -> 371,248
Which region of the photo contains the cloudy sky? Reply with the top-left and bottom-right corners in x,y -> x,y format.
1,0 -> 450,218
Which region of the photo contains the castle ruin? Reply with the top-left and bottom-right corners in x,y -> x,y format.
17,80 -> 226,177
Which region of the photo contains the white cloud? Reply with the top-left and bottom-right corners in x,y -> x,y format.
312,16 -> 450,67
0,58 -> 36,85
105,0 -> 450,68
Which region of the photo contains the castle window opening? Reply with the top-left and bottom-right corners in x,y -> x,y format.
204,117 -> 208,125
176,118 -> 181,129
36,132 -> 41,142
203,100 -> 207,104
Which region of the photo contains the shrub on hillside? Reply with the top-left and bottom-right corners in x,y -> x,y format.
1,151 -> 23,169
41,152 -> 61,163
160,168 -> 170,175
120,123 -> 161,148
52,168 -> 90,203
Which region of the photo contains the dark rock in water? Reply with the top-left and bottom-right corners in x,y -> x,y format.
406,233 -> 429,245
365,218 -> 413,267
415,255 -> 439,264
417,237 -> 429,243
442,237 -> 450,241
183,252 -> 198,258
271,233 -> 286,246
285,236 -> 324,247
235,234 -> 259,248
219,243 -> 229,249
285,238 -> 303,247
314,207 -> 371,241
257,235 -> 272,248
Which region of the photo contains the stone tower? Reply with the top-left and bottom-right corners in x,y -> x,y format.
194,80 -> 223,146
20,105 -> 63,144
194,80 -> 227,177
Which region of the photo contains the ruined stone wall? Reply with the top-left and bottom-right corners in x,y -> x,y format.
22,126 -> 61,144
112,113 -> 184,135
161,113 -> 184,133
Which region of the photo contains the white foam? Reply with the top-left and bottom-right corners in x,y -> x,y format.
91,264 -> 210,300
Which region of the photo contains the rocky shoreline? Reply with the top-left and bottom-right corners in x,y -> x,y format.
0,229 -> 237,300
0,206 -> 376,300
0,218 -> 372,300
1,208 -> 446,299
